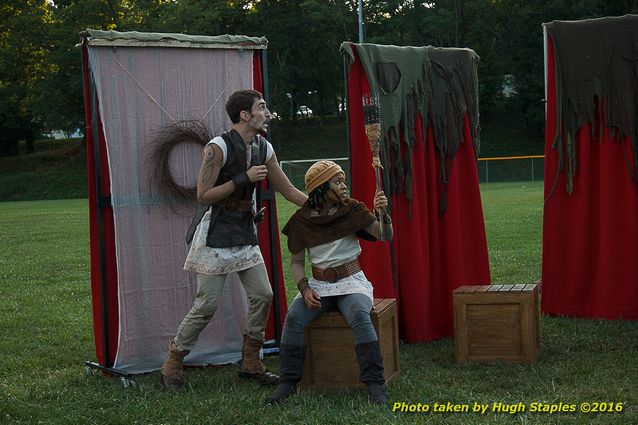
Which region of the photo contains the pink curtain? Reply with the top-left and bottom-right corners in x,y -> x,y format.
85,44 -> 275,373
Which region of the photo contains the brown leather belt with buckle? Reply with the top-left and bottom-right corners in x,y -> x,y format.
217,198 -> 253,212
311,258 -> 361,283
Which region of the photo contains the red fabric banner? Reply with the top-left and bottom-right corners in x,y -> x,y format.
542,36 -> 638,319
82,43 -> 119,367
253,51 -> 289,339
347,50 -> 491,341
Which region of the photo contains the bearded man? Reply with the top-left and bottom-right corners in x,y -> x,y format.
160,90 -> 307,389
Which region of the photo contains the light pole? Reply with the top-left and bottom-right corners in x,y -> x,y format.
358,0 -> 364,43
286,92 -> 293,120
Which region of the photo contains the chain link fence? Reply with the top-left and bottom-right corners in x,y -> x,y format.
477,155 -> 545,183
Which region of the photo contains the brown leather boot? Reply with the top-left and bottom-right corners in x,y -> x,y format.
160,341 -> 188,390
238,335 -> 279,385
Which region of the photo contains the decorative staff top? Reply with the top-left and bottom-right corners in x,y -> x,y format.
362,93 -> 388,241
362,93 -> 383,170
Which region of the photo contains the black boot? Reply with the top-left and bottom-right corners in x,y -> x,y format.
355,340 -> 388,404
266,344 -> 306,405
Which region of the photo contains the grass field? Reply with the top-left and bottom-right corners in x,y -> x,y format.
1,183 -> 637,424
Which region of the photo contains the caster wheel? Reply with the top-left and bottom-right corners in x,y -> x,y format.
120,376 -> 136,388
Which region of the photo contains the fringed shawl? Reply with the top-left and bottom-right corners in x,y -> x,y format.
545,15 -> 638,196
282,200 -> 377,254
341,42 -> 480,212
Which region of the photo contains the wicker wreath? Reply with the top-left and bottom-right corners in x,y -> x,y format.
148,120 -> 213,204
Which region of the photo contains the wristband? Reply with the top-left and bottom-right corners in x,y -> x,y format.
297,277 -> 310,295
231,172 -> 251,191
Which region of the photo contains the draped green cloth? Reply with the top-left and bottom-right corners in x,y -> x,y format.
83,29 -> 267,48
341,42 -> 480,209
545,15 -> 638,194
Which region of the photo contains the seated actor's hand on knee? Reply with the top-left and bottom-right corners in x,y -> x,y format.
303,288 -> 321,309
297,276 -> 321,309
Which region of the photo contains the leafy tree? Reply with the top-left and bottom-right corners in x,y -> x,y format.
247,0 -> 357,121
24,0 -> 183,147
0,0 -> 53,154
3,0 -> 638,157
172,0 -> 250,35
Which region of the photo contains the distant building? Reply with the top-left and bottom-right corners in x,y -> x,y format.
45,129 -> 84,139
502,74 -> 517,98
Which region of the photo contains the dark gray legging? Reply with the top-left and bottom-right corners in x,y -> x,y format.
280,293 -> 377,346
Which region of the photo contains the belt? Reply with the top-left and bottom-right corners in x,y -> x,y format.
216,198 -> 253,212
311,259 -> 361,283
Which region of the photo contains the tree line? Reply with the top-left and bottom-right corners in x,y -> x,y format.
1,0 -> 636,156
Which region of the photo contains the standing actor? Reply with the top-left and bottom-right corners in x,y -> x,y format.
160,90 -> 307,389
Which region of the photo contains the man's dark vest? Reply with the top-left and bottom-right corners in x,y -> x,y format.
185,129 -> 268,247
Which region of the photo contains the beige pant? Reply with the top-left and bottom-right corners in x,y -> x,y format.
174,263 -> 273,352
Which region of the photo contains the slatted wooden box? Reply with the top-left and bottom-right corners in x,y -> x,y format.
299,298 -> 400,390
453,284 -> 539,364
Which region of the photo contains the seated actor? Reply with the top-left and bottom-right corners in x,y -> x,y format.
267,160 -> 393,404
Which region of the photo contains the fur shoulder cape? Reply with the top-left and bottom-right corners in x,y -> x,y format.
282,199 -> 377,254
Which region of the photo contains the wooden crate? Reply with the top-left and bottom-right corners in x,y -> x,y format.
453,284 -> 539,364
299,298 -> 400,391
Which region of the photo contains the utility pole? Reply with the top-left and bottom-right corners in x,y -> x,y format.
358,0 -> 364,43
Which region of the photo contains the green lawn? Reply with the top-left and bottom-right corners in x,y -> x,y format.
480,182 -> 543,285
0,184 -> 636,424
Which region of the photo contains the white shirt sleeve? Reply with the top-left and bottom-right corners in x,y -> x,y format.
208,136 -> 227,166
265,141 -> 274,163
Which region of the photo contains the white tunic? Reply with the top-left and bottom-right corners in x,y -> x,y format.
183,137 -> 273,276
302,235 -> 374,303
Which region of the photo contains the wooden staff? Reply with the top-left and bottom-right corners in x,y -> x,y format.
362,93 -> 386,241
